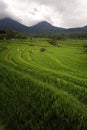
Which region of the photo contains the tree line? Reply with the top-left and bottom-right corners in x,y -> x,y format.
0,30 -> 27,39
31,32 -> 87,40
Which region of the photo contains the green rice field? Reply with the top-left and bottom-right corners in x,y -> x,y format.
0,38 -> 87,130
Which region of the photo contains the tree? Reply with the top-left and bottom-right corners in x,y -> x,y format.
48,36 -> 58,46
83,44 -> 87,52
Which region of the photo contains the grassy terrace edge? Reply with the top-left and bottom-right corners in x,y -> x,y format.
0,38 -> 87,130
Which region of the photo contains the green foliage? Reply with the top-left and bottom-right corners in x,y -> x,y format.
0,30 -> 27,39
48,37 -> 58,46
0,38 -> 87,130
83,43 -> 87,52
32,33 -> 87,40
69,33 -> 87,39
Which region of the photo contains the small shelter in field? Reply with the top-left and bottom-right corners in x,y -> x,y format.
40,48 -> 46,52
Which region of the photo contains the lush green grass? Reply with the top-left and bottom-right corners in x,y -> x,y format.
0,38 -> 87,130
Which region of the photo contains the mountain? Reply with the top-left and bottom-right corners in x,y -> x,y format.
67,26 -> 87,33
0,17 -> 87,34
0,18 -> 29,33
0,18 -> 66,34
28,21 -> 65,34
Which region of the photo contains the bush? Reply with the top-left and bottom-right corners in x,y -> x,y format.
83,44 -> 87,52
48,38 -> 58,46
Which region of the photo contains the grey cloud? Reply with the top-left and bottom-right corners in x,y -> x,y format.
29,8 -> 39,15
0,0 -> 87,28
0,0 -> 14,19
34,8 -> 39,12
0,0 -> 7,9
13,0 -> 81,27
0,0 -> 8,18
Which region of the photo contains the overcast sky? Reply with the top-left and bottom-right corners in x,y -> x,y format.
0,0 -> 87,28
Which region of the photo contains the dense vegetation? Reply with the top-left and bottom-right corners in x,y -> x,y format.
0,38 -> 87,130
33,32 -> 87,40
0,30 -> 27,39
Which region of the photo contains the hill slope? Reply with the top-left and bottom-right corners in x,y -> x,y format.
28,21 -> 65,34
0,17 -> 87,34
0,18 -> 29,33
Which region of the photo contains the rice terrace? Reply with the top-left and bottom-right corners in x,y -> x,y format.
0,37 -> 87,130
0,0 -> 87,127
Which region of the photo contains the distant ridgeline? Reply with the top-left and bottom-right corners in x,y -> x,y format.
0,30 -> 27,40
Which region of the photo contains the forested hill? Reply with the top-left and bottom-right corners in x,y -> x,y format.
0,18 -> 87,34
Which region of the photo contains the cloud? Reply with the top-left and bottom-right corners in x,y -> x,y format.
0,0 -> 8,18
0,0 -> 16,19
1,0 -> 87,27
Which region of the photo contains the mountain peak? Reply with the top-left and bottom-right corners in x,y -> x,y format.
31,21 -> 53,28
0,17 -> 29,33
38,21 -> 52,25
0,17 -> 87,34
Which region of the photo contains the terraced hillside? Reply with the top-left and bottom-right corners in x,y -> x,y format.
0,38 -> 87,130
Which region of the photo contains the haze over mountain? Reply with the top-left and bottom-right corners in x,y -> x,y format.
1,0 -> 87,28
0,18 -> 87,34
